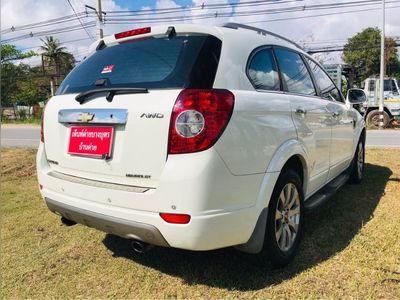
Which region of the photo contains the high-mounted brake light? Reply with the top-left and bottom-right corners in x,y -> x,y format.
160,213 -> 191,224
168,89 -> 235,154
114,27 -> 151,39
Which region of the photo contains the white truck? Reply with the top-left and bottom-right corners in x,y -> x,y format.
360,77 -> 400,127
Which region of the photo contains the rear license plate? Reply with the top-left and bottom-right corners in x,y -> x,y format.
68,126 -> 114,158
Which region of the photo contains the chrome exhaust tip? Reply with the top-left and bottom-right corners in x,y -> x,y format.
131,240 -> 153,253
61,216 -> 77,226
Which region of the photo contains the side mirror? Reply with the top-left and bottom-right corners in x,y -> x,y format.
347,88 -> 367,104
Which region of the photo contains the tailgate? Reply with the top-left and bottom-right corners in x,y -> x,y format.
43,90 -> 180,188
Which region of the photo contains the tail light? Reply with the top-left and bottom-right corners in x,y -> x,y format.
40,105 -> 45,143
168,89 -> 234,154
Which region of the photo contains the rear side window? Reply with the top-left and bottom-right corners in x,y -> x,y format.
306,58 -> 343,102
56,35 -> 221,95
274,48 -> 316,96
247,48 -> 280,91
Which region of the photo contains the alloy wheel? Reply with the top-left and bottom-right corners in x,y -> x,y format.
275,183 -> 301,252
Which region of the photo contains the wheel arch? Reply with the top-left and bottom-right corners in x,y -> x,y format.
353,125 -> 366,157
235,140 -> 309,254
264,139 -> 309,197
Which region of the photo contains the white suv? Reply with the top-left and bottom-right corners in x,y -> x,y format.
37,23 -> 366,266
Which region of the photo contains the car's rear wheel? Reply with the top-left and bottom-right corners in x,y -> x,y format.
264,169 -> 304,267
349,137 -> 365,184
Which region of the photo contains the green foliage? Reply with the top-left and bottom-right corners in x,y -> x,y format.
12,77 -> 41,106
1,44 -> 36,63
341,79 -> 348,96
1,38 -> 75,107
343,27 -> 399,82
16,108 -> 28,120
40,36 -> 75,76
1,44 -> 37,105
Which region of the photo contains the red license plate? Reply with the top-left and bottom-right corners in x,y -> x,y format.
68,126 -> 114,158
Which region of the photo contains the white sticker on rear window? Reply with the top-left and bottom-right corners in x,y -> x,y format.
101,65 -> 115,74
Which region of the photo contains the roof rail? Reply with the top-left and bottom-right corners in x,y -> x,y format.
223,23 -> 304,51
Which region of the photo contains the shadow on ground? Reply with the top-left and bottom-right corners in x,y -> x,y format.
103,163 -> 392,291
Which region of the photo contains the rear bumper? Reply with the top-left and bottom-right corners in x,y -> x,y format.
37,144 -> 278,251
45,197 -> 169,247
41,186 -> 260,250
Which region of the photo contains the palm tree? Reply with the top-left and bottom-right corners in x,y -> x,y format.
40,36 -> 75,77
40,36 -> 75,94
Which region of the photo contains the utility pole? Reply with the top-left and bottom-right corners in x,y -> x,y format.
96,0 -> 103,40
50,78 -> 54,96
379,0 -> 385,129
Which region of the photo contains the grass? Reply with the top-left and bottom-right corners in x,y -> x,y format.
1,148 -> 400,298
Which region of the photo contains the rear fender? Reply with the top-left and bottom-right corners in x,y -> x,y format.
237,139 -> 308,254
266,139 -> 307,178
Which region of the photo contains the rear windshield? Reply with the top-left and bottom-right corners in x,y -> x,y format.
56,34 -> 221,95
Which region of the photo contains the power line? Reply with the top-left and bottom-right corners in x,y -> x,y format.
242,3 -> 400,25
65,0 -> 95,41
308,43 -> 400,53
2,22 -> 96,43
105,0 -> 300,16
0,13 -> 87,34
18,37 -> 93,51
2,0 -> 400,47
103,0 -> 400,24
3,0 -> 392,34
0,0 -> 292,35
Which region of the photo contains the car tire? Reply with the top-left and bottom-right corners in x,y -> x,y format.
264,169 -> 304,267
349,137 -> 365,184
366,110 -> 390,128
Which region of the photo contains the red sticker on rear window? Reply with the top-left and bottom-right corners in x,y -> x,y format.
101,65 -> 115,74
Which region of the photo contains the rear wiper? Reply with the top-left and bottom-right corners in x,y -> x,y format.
75,87 -> 148,104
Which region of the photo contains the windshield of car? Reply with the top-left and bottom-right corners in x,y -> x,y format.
56,34 -> 221,95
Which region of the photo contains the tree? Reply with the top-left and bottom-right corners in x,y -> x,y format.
1,44 -> 36,105
342,27 -> 399,84
11,67 -> 51,107
1,44 -> 36,64
40,36 -> 75,78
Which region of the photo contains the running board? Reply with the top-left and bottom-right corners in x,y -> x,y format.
304,172 -> 349,212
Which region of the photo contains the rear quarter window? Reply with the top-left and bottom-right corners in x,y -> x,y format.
247,48 -> 280,91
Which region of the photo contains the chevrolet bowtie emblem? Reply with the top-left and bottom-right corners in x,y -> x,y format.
77,112 -> 95,122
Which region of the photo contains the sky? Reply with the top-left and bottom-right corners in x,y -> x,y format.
1,0 -> 400,66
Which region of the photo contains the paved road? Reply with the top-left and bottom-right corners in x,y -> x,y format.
1,125 -> 40,148
1,125 -> 399,148
365,130 -> 400,148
